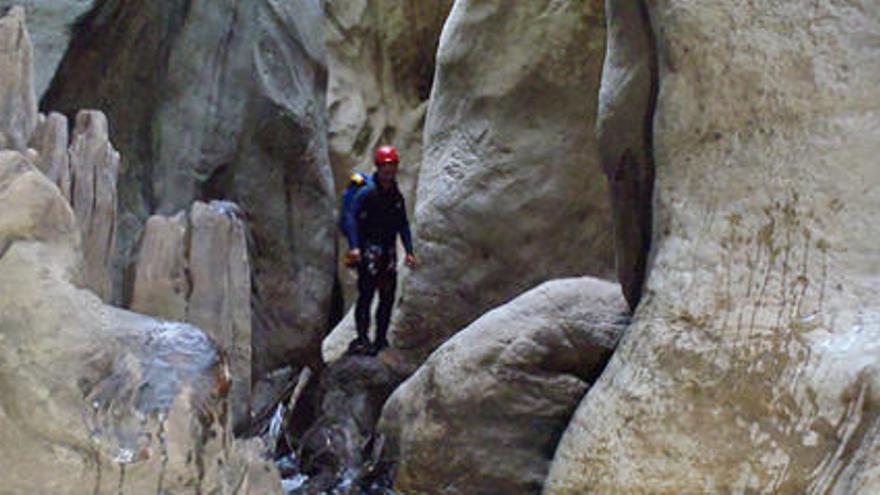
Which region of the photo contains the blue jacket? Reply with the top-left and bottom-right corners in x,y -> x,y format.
341,173 -> 413,254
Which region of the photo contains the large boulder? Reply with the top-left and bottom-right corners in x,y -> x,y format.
385,0 -> 614,367
0,150 -> 280,494
42,0 -> 335,376
545,1 -> 880,493
380,277 -> 627,494
128,201 -> 253,431
0,1 -> 94,97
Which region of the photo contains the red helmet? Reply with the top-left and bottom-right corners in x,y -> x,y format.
373,145 -> 399,166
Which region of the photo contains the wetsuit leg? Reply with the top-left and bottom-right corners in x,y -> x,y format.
374,269 -> 397,349
355,265 -> 377,342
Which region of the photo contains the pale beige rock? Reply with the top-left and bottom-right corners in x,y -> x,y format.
0,7 -> 37,151
68,109 -> 120,302
127,212 -> 189,320
0,1 -> 94,97
325,0 -> 452,201
380,277 -> 627,494
386,0 -> 613,367
188,200 -> 252,431
28,112 -> 71,202
0,150 -> 281,494
545,1 -> 880,493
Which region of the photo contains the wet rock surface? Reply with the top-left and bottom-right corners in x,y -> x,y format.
597,0 -> 656,311
261,355 -> 404,494
546,1 -> 880,492
128,200 -> 253,431
381,277 -> 628,494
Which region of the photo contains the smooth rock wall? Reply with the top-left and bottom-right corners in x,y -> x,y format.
546,1 -> 880,492
387,0 -> 614,367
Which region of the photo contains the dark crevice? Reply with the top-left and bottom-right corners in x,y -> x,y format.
599,0 -> 659,312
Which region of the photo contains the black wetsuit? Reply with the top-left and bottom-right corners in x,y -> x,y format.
342,175 -> 413,349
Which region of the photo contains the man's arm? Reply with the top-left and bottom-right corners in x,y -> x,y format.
399,198 -> 416,267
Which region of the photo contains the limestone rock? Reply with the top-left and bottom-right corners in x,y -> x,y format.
127,212 -> 189,320
325,0 -> 452,200
0,1 -> 94,97
380,277 -> 627,494
545,2 -> 880,493
188,200 -> 252,431
128,201 -> 252,431
43,0 -> 335,376
386,0 -> 614,367
28,111 -> 71,202
0,150 -> 280,494
0,7 -> 37,151
68,110 -> 119,302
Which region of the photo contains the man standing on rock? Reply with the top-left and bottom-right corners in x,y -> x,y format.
342,145 -> 416,355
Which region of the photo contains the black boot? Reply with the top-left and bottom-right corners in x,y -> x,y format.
347,335 -> 370,355
368,338 -> 388,356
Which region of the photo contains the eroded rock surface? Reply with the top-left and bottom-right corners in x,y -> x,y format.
325,0 -> 452,201
28,111 -> 71,202
0,1 -> 94,97
546,2 -> 880,493
68,109 -> 119,302
380,277 -> 627,494
129,201 -> 252,430
384,0 -> 614,368
0,7 -> 37,151
0,150 -> 280,494
43,0 -> 335,376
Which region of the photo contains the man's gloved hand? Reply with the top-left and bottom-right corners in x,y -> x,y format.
404,253 -> 417,268
344,248 -> 361,268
